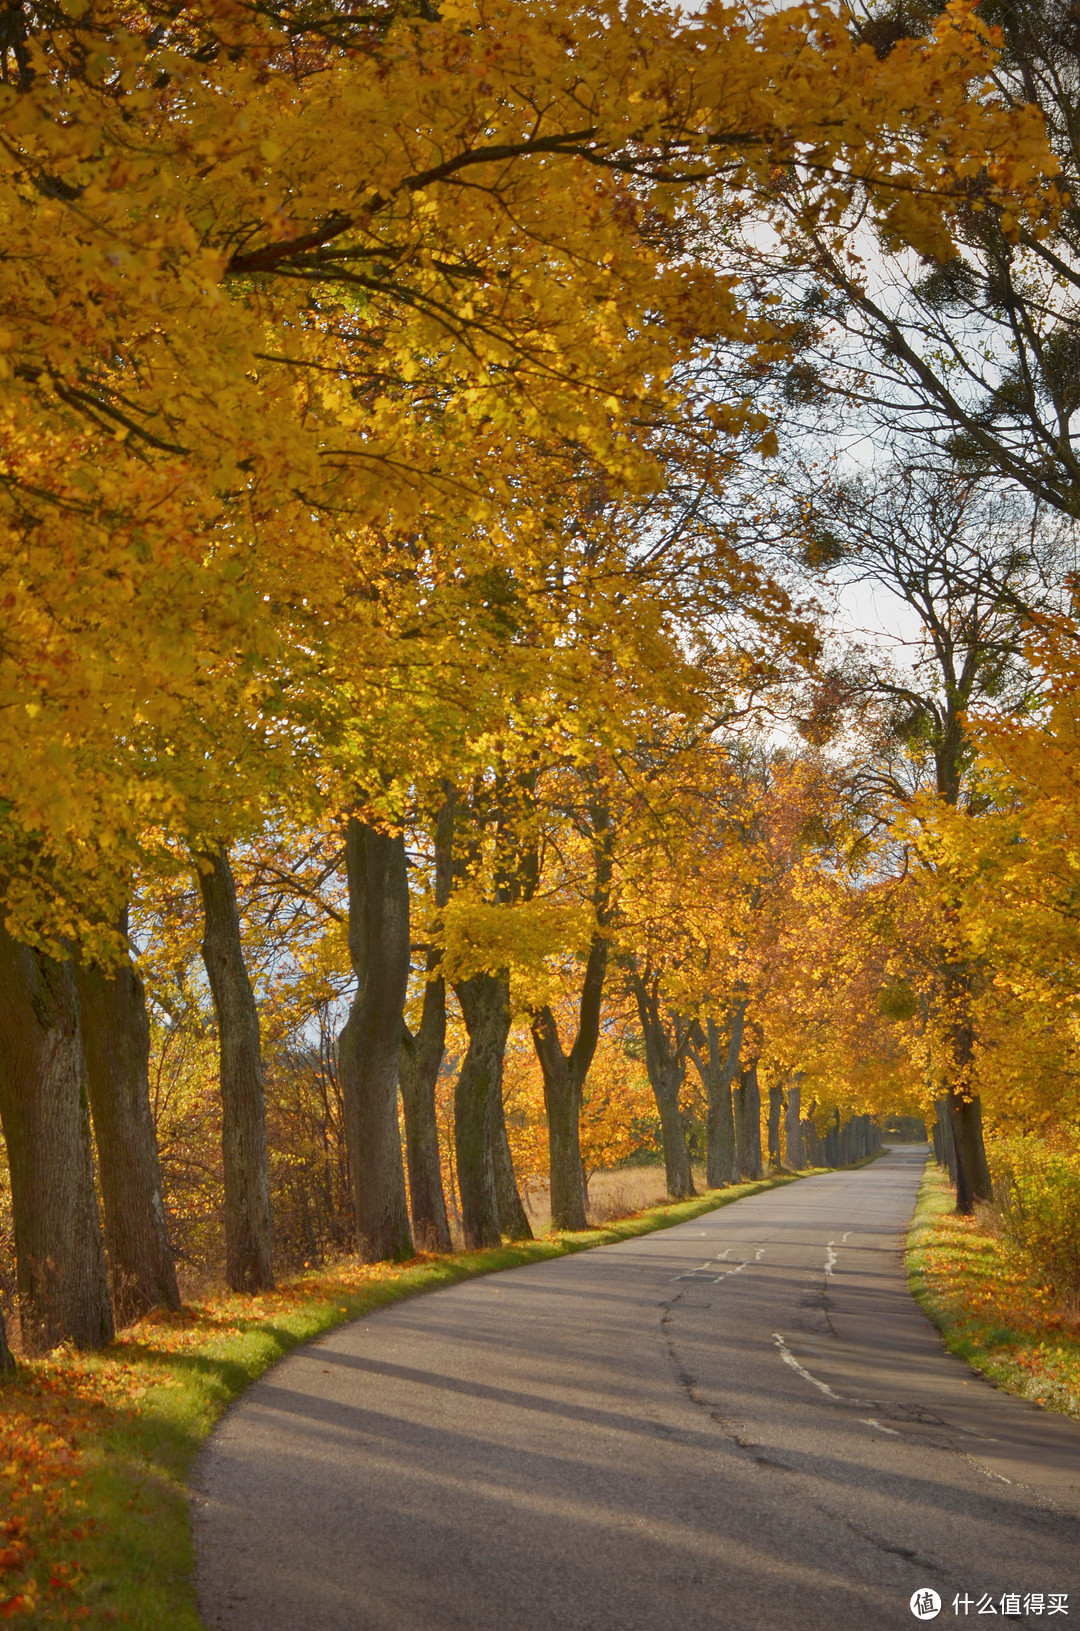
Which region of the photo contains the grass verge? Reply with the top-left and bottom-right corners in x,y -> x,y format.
906,1158 -> 1080,1422
0,1167 -> 818,1627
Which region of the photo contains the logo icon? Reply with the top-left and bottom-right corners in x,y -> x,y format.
910,1589 -> 942,1620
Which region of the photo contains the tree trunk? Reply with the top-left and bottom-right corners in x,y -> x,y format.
632,973 -> 694,1200
338,819 -> 414,1263
695,1014 -> 740,1188
0,930 -> 113,1354
0,1309 -> 12,1375
399,975 -> 452,1254
785,1080 -> 805,1169
453,972 -> 509,1249
531,1010 -> 587,1232
941,958 -> 992,1211
839,1117 -> 852,1165
197,845 -> 275,1291
493,1097 -> 532,1240
767,1081 -> 783,1170
934,1096 -> 957,1182
399,791 -> 454,1254
948,1083 -> 992,1214
655,1066 -> 695,1198
76,920 -> 180,1322
531,836 -> 611,1232
737,1061 -> 763,1179
826,1108 -> 842,1167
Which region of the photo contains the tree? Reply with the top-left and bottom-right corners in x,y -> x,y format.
75,915 -> 181,1320
763,0 -> 1080,516
338,819 -> 415,1263
629,964 -> 697,1200
0,930 -> 113,1353
920,602 -> 1080,1137
0,0 -> 1062,1335
793,466 -> 1052,1206
0,0 -> 1058,915
197,847 -> 276,1289
688,1009 -> 744,1187
399,797 -> 455,1255
530,797 -> 614,1232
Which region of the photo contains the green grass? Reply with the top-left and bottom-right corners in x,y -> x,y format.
1,1167 -> 821,1627
906,1158 -> 1080,1421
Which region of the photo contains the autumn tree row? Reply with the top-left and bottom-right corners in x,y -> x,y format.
0,0 -> 1063,1363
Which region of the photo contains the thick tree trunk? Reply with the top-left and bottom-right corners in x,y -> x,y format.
531,1009 -> 587,1232
785,1081 -> 805,1169
655,1067 -> 695,1198
941,959 -> 992,1211
398,975 -> 452,1254
0,930 -> 113,1353
197,846 -> 275,1291
767,1081 -> 783,1170
948,1083 -> 992,1214
695,1013 -> 741,1189
493,1097 -> 532,1240
736,1061 -> 763,1179
338,820 -> 414,1263
531,858 -> 611,1233
76,921 -> 180,1321
453,972 -> 509,1249
632,972 -> 694,1200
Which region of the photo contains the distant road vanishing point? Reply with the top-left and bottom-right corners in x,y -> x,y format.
194,1148 -> 1080,1631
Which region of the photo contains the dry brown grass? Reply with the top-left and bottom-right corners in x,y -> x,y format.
520,1164 -> 709,1234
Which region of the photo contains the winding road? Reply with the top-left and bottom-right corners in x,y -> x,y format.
194,1147 -> 1080,1630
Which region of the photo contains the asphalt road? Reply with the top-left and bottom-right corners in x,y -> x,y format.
194,1148 -> 1080,1631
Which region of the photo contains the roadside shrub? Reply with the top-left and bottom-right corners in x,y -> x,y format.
990,1134 -> 1080,1320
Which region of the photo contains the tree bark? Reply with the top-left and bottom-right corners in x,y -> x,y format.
0,1308 -> 12,1375
948,1082 -> 992,1214
943,992 -> 992,1212
785,1080 -> 805,1169
933,1096 -> 957,1181
802,1116 -> 820,1166
493,1095 -> 532,1240
824,1108 -> 841,1167
656,1067 -> 695,1198
531,1009 -> 587,1232
197,845 -> 275,1291
399,794 -> 454,1254
767,1080 -> 783,1170
690,1012 -> 741,1189
735,1060 -> 763,1179
632,973 -> 694,1200
939,949 -> 992,1211
531,810 -> 612,1232
453,972 -> 509,1249
338,819 -> 414,1263
76,918 -> 180,1322
0,930 -> 113,1353
398,974 -> 452,1254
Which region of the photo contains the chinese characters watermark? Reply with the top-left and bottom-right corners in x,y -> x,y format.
910,1590 -> 1070,1620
